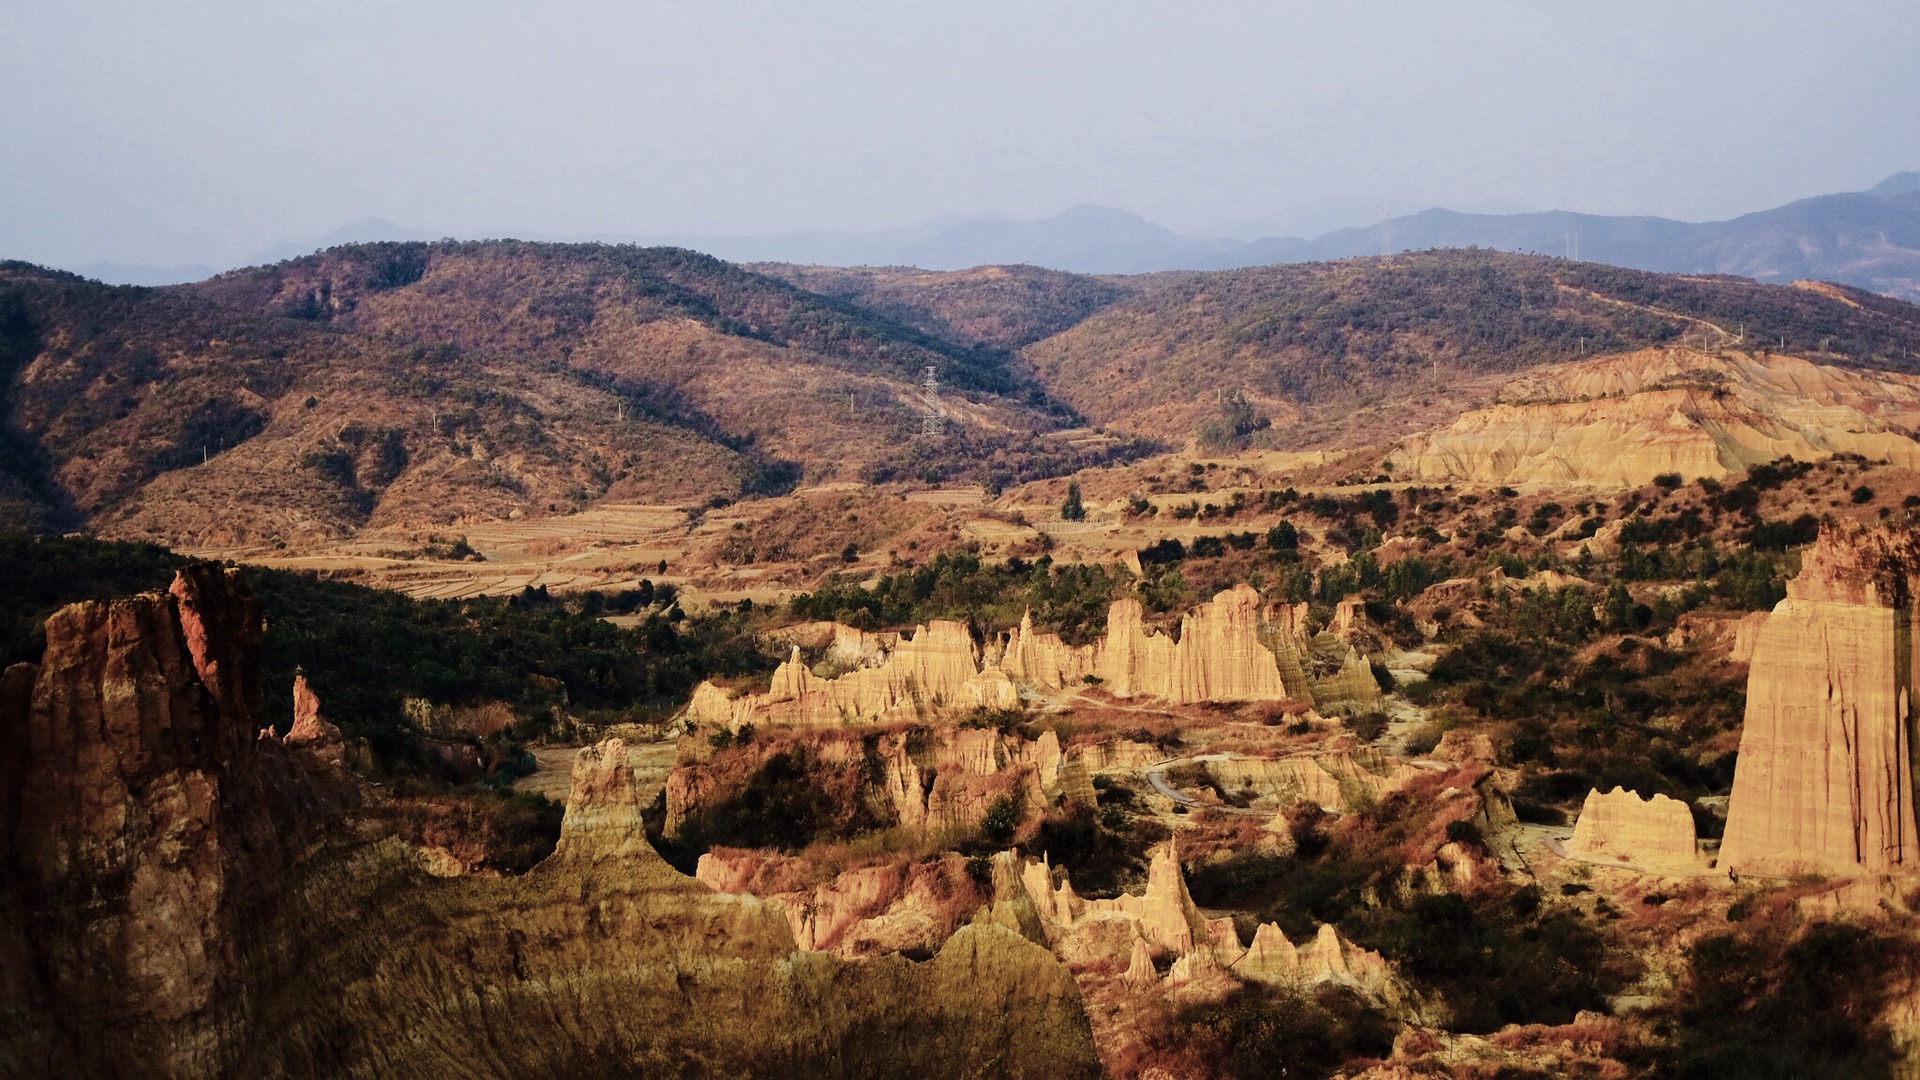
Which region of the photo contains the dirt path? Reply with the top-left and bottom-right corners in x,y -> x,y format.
1144,755 -> 1278,819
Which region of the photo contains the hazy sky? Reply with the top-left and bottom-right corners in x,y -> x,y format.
5,0 -> 1917,268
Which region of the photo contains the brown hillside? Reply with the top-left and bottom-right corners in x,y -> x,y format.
10,246 -> 1920,550
0,247 -> 1154,546
756,262 -> 1131,351
1020,250 -> 1920,446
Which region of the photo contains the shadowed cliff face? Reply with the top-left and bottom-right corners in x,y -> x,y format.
0,568 -> 1102,1079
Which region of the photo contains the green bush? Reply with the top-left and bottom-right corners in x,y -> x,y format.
672,747 -> 878,855
979,794 -> 1021,846
1171,982 -> 1394,1080
1638,919 -> 1914,1079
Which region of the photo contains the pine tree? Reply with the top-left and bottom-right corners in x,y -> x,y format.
1060,481 -> 1086,522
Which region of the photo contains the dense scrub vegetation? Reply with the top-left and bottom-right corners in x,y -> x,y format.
0,531 -> 185,666
857,424 -> 1162,489
660,741 -> 887,862
245,571 -> 774,772
0,531 -> 777,781
788,551 -> 1134,644
1142,982 -> 1395,1080
1186,786 -> 1637,1034
1635,908 -> 1920,1079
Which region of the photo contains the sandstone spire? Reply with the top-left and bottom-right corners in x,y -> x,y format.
1721,522 -> 1920,875
553,738 -> 670,865
284,673 -> 347,768
1122,936 -> 1157,990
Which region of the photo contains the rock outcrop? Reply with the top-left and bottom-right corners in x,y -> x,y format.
1207,748 -> 1422,812
697,848 -> 988,956
1568,787 -> 1699,868
1000,585 -> 1295,703
688,585 -> 1388,729
687,619 -> 1011,728
0,566 -> 358,1075
1235,922 -> 1405,1006
1395,348 -> 1920,488
999,842 -> 1409,1011
0,570 -> 1105,1079
1722,523 -> 1920,876
283,673 -> 347,769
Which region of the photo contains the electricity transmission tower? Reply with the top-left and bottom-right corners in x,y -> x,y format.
920,366 -> 944,438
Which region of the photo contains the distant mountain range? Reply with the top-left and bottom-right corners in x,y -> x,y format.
62,173 -> 1920,301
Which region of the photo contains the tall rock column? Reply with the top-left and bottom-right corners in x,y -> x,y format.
0,565 -> 342,1076
1721,523 -> 1920,875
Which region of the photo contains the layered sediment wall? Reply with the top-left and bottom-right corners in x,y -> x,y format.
1569,786 -> 1699,868
1721,523 -> 1920,876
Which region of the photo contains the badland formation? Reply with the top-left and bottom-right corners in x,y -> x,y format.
9,242 -> 1920,1076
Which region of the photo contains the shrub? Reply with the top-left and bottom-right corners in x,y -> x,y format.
672,746 -> 878,855
1060,481 -> 1086,521
1350,890 -> 1622,1033
979,794 -> 1021,845
1638,918 -> 1916,1079
1741,514 -> 1820,551
1170,982 -> 1394,1080
1029,802 -> 1150,896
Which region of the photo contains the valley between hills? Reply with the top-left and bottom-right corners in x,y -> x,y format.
13,243 -> 1920,1077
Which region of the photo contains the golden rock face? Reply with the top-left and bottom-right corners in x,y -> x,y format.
1569,786 -> 1699,868
1722,522 -> 1920,876
1395,348 -> 1920,488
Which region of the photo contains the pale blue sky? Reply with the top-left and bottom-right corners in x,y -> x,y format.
4,0 -> 1916,267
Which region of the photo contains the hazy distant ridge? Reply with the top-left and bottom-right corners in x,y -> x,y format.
681,172 -> 1920,301
66,173 -> 1920,302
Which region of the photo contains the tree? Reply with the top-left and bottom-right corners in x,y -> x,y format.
1060,481 -> 1086,522
1604,582 -> 1633,631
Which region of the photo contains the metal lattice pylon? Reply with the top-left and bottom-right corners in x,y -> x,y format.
920,366 -> 943,437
